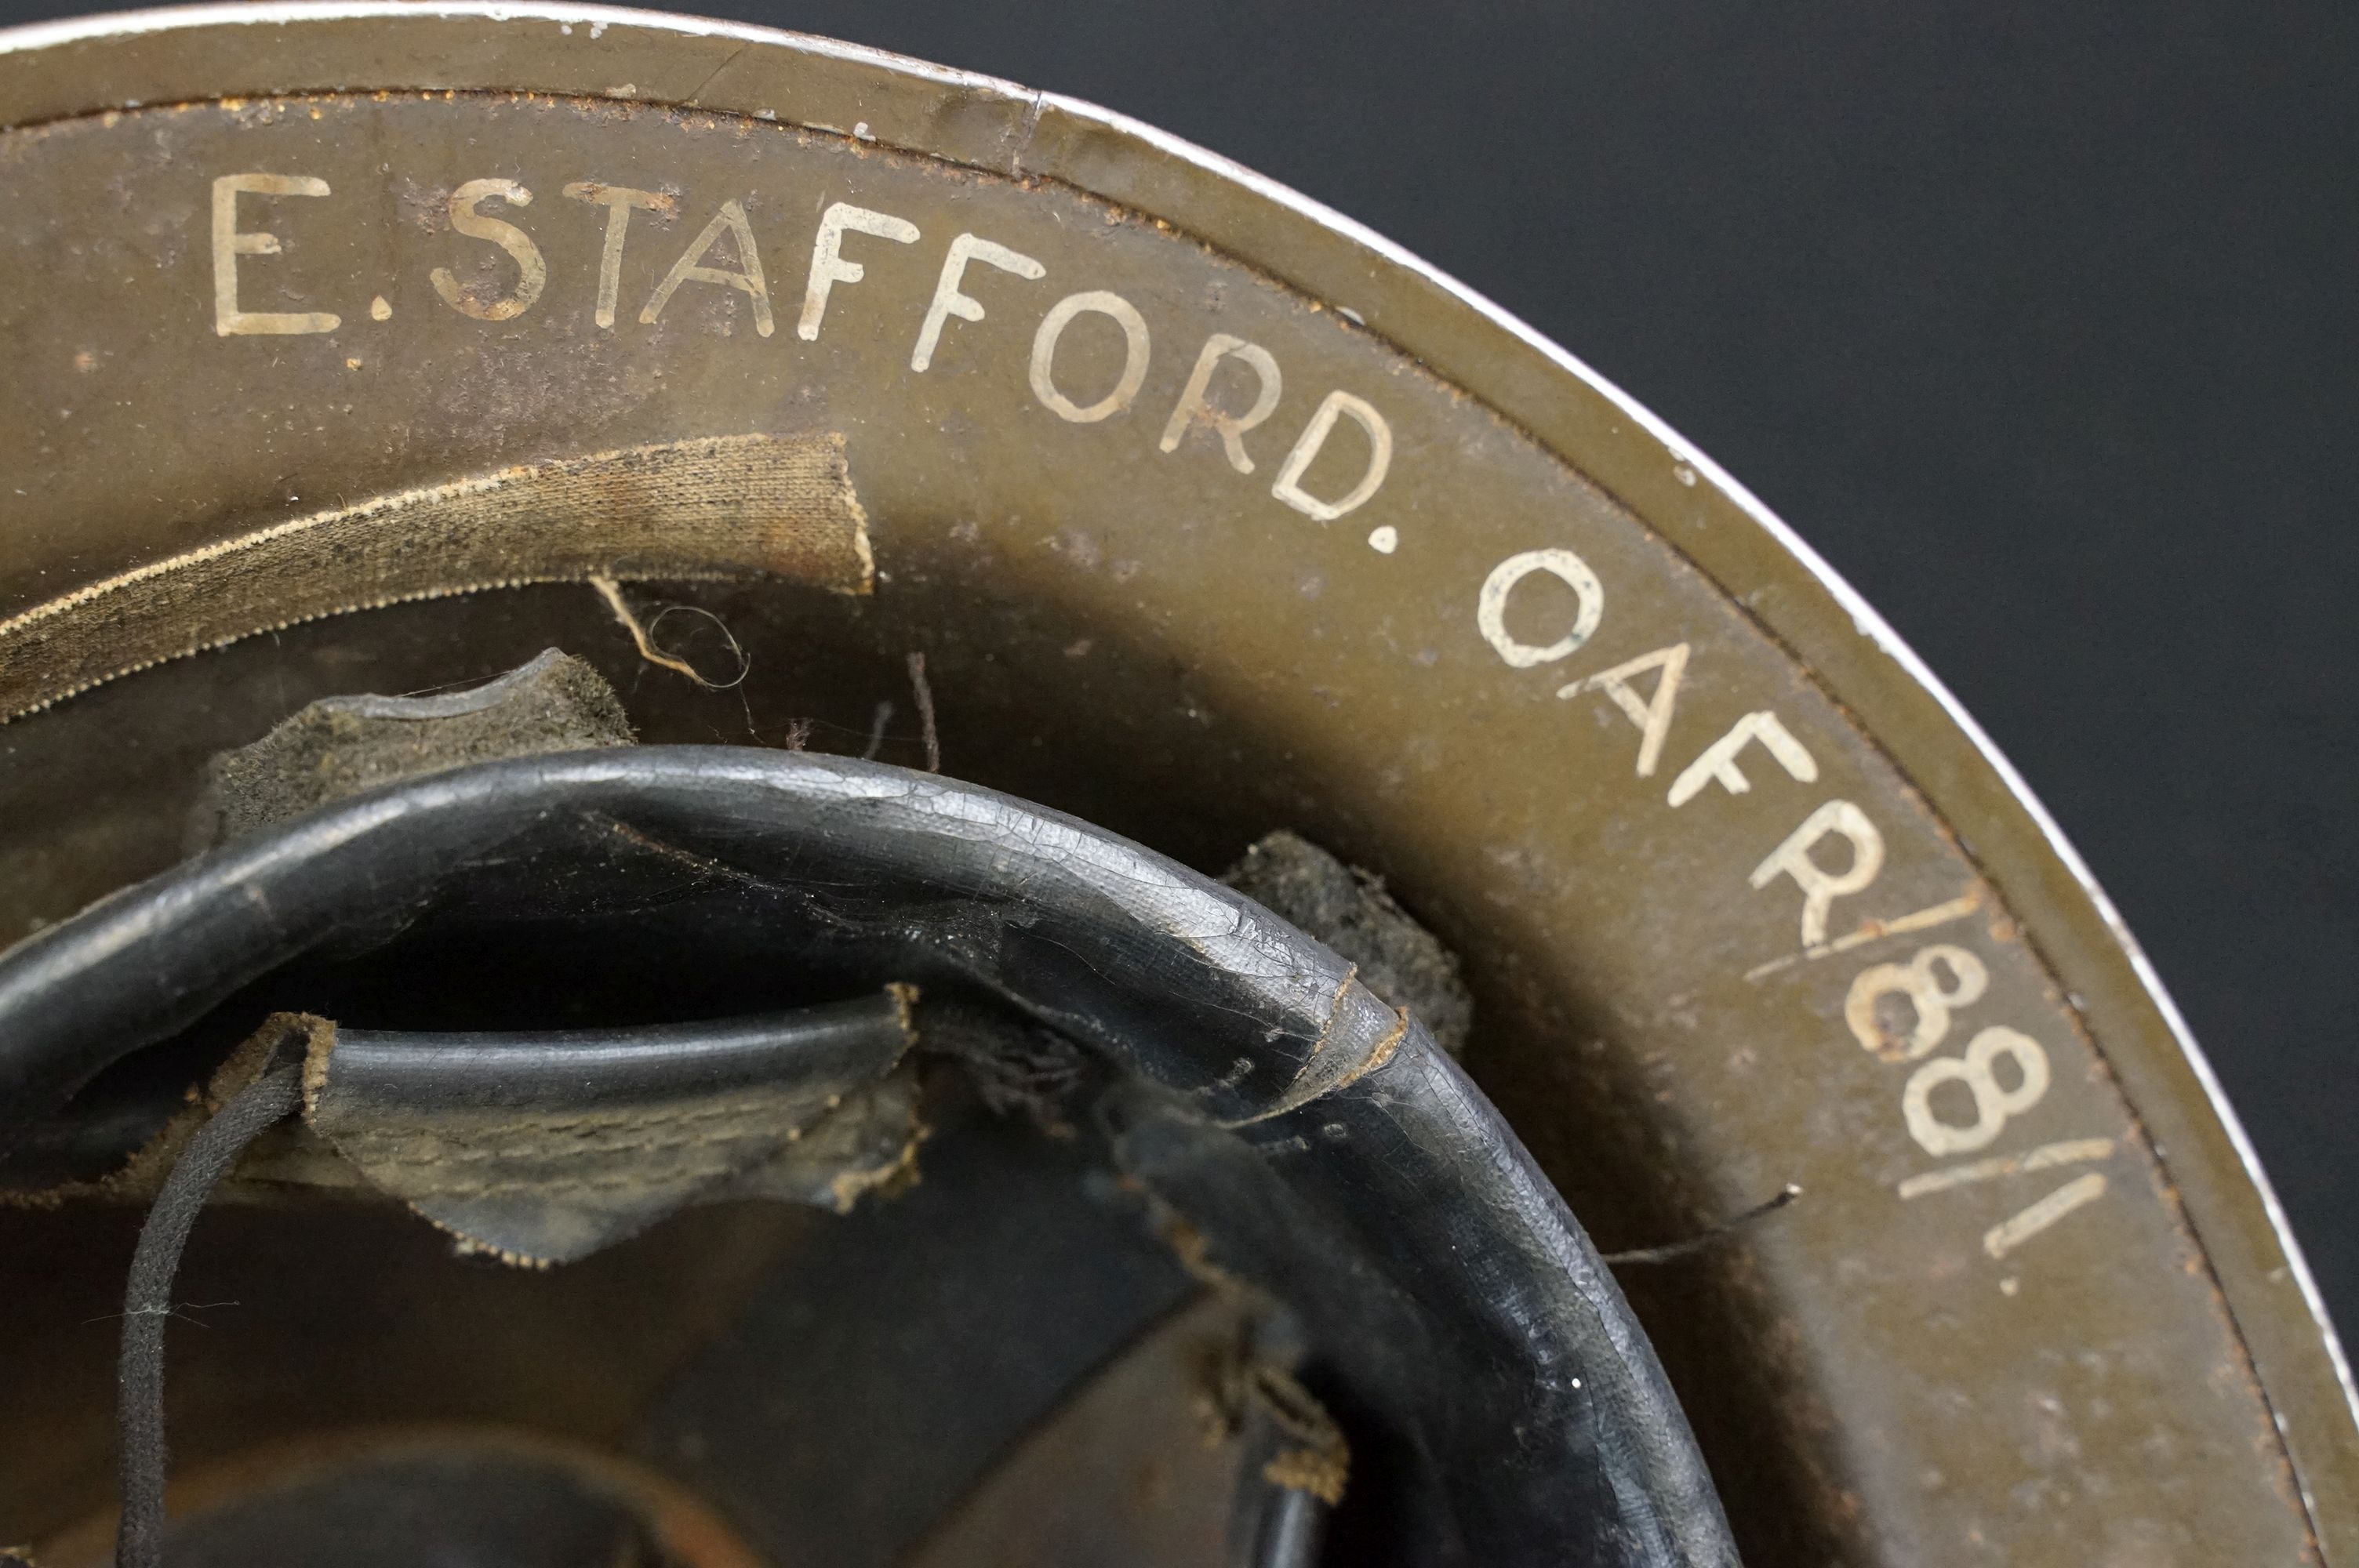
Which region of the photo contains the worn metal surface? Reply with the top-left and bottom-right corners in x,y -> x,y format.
902,1292 -> 1274,1568
33,1428 -> 773,1568
0,6 -> 2349,1564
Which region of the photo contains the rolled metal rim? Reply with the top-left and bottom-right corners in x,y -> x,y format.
0,2 -> 2348,1552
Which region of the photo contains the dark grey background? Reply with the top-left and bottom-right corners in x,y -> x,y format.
12,2 -> 2357,1323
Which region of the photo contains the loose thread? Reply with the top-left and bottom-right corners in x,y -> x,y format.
1602,1184 -> 1801,1266
907,652 -> 940,772
589,577 -> 749,691
861,699 -> 894,760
